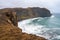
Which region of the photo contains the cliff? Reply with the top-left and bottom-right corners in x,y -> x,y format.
0,7 -> 52,21
0,11 -> 47,40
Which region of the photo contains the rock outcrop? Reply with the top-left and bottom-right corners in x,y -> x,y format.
0,11 -> 47,40
0,7 -> 52,21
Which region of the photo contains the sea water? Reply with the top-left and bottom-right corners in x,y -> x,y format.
18,13 -> 60,40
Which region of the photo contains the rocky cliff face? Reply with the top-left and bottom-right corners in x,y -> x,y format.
0,11 -> 47,40
0,7 -> 52,21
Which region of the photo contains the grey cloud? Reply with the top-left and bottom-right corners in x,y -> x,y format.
0,0 -> 60,13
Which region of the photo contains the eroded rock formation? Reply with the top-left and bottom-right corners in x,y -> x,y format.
0,11 -> 47,40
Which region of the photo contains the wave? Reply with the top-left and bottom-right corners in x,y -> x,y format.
18,17 -> 43,34
18,17 -> 60,40
50,15 -> 55,18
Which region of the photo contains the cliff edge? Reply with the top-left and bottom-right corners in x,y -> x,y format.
0,11 -> 47,40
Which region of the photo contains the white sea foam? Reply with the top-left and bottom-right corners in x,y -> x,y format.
50,15 -> 55,18
18,17 -> 60,40
18,17 -> 43,34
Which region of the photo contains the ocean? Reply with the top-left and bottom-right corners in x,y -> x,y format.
18,13 -> 60,40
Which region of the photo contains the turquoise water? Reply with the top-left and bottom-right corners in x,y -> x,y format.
29,14 -> 60,28
18,13 -> 60,40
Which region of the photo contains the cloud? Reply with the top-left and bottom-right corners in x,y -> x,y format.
0,0 -> 60,13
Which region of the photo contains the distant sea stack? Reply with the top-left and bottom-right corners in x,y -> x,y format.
0,7 -> 52,21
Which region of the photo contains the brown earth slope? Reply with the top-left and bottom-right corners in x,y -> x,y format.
0,11 -> 47,40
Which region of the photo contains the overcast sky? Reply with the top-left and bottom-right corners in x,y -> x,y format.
0,0 -> 60,13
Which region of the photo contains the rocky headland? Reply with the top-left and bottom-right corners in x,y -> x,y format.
0,7 -> 52,40
0,7 -> 52,21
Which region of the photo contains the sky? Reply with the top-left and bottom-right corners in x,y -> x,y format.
0,0 -> 60,13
